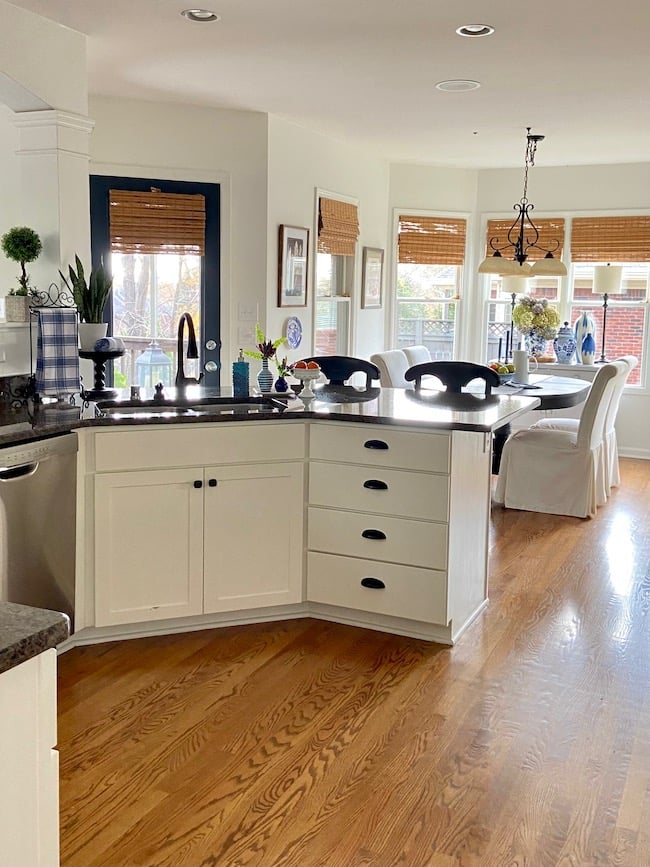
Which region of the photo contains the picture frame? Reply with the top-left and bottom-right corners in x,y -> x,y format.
361,246 -> 384,309
278,225 -> 309,307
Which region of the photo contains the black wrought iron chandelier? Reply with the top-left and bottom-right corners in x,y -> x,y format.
478,128 -> 567,278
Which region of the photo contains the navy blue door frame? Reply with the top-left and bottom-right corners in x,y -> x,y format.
89,175 -> 221,387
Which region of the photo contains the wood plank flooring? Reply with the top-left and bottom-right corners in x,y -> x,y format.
57,458 -> 650,866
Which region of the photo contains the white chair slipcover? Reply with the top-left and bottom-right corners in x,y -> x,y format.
531,356 -> 636,494
370,349 -> 410,387
494,361 -> 625,518
403,345 -> 431,367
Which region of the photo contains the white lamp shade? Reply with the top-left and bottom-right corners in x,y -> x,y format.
501,275 -> 530,294
530,256 -> 568,277
478,254 -> 508,274
593,264 -> 623,295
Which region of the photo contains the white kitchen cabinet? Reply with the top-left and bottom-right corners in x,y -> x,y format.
307,422 -> 490,643
0,649 -> 59,867
94,468 -> 205,626
82,422 -> 306,629
203,462 -> 304,612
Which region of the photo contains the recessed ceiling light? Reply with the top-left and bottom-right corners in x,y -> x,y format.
181,9 -> 220,22
436,80 -> 481,92
456,24 -> 495,37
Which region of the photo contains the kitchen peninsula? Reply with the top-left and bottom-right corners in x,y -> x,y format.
64,385 -> 540,647
0,385 -> 540,647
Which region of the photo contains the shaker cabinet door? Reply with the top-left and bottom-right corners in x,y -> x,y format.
203,462 -> 304,613
94,468 -> 204,626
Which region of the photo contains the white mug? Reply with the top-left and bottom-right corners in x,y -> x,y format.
513,349 -> 538,384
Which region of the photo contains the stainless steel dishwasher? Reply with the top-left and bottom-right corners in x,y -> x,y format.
0,431 -> 77,624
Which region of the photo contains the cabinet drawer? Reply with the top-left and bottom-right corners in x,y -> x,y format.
309,461 -> 449,521
308,507 -> 447,570
94,422 -> 305,471
309,422 -> 449,473
307,552 -> 447,625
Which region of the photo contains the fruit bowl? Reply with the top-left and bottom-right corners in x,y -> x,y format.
291,366 -> 321,399
498,372 -> 515,385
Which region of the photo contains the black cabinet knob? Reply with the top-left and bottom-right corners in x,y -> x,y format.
193,480 -> 203,489
208,478 -> 217,487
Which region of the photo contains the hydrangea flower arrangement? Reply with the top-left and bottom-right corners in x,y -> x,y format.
512,295 -> 560,340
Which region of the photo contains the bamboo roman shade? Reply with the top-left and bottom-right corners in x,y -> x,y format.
398,216 -> 467,265
571,216 -> 650,262
109,189 -> 206,255
318,197 -> 360,256
485,217 -> 565,262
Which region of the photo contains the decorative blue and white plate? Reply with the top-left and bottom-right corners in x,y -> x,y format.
285,316 -> 303,349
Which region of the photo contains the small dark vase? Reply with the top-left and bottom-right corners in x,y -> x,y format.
274,376 -> 289,393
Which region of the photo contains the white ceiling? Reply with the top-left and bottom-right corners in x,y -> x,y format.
8,0 -> 650,169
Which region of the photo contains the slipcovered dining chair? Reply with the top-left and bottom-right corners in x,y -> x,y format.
405,360 -> 500,395
369,349 -> 410,387
530,355 -> 637,494
300,355 -> 379,388
494,361 -> 624,518
402,345 -> 431,367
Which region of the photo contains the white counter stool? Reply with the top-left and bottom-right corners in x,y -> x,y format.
403,345 -> 431,367
494,361 -> 624,518
370,349 -> 410,387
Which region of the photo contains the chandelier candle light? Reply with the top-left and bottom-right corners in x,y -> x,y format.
478,128 -> 567,278
592,264 -> 623,363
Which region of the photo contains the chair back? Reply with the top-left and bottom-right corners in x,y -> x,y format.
604,355 -> 637,438
370,350 -> 409,387
403,345 -> 430,367
576,362 -> 623,450
301,355 -> 379,388
405,360 -> 500,395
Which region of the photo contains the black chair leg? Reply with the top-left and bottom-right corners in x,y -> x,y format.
492,423 -> 511,474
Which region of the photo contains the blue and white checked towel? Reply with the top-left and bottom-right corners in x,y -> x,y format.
34,309 -> 81,396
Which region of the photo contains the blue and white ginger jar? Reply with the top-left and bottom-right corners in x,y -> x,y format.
553,322 -> 577,364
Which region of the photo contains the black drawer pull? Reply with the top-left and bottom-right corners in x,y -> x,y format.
362,529 -> 386,540
363,479 -> 388,490
193,480 -> 203,489
361,576 -> 386,590
208,478 -> 217,487
364,439 -> 389,450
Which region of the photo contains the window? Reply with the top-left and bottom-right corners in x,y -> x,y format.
90,176 -> 221,388
314,194 -> 359,355
396,215 -> 466,359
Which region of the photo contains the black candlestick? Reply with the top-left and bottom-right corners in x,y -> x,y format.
79,349 -> 125,400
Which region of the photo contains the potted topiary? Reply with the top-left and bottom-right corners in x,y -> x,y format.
59,254 -> 113,349
1,225 -> 42,322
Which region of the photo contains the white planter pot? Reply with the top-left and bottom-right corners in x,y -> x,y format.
4,295 -> 31,323
78,322 -> 108,351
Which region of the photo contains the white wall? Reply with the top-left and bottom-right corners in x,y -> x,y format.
267,117 -> 390,367
0,105 -> 21,298
89,96 -> 269,376
0,0 -> 87,115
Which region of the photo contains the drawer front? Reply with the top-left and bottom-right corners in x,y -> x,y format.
94,422 -> 305,471
309,422 -> 450,473
309,461 -> 449,521
308,507 -> 447,570
307,551 -> 448,625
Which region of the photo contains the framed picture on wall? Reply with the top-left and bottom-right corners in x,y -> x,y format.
361,246 -> 384,309
278,225 -> 309,307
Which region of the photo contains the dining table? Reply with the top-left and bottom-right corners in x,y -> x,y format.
489,373 -> 592,472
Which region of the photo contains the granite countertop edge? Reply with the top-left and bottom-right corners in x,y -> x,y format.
0,602 -> 71,675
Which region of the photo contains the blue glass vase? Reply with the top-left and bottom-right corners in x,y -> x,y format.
580,332 -> 596,365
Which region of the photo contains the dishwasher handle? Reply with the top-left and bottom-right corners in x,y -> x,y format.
0,462 -> 40,481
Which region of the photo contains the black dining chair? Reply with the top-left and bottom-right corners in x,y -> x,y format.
300,356 -> 380,388
405,361 -> 500,395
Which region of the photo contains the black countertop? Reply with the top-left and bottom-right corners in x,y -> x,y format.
0,602 -> 70,675
0,384 -> 542,449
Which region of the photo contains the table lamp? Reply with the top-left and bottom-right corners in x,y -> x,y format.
593,264 -> 623,363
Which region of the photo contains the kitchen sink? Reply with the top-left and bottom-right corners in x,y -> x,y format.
96,396 -> 288,419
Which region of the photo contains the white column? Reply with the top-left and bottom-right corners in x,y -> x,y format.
13,109 -> 95,293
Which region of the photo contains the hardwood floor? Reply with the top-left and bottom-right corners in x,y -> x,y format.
57,458 -> 650,867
